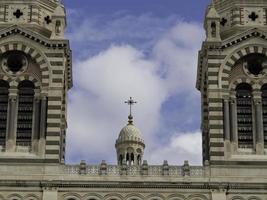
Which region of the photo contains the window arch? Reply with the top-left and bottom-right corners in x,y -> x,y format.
0,80 -> 9,149
16,80 -> 35,148
261,84 -> 267,148
236,83 -> 253,148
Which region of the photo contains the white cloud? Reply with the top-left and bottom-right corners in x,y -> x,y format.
148,131 -> 202,165
66,17 -> 205,165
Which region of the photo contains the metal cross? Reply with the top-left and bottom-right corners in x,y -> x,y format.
125,97 -> 137,116
13,9 -> 23,19
248,12 -> 258,21
44,16 -> 52,25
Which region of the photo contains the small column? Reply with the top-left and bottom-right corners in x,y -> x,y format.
255,99 -> 264,154
42,187 -> 58,200
230,96 -> 238,151
6,89 -> 18,152
223,98 -> 230,140
32,93 -> 41,153
38,95 -> 47,156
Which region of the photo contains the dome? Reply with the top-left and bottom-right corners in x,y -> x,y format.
117,124 -> 144,144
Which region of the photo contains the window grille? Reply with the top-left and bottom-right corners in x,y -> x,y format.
16,80 -> 34,147
236,83 -> 253,148
262,84 -> 267,148
0,80 -> 9,148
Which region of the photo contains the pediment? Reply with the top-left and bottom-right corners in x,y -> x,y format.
222,28 -> 267,49
0,25 -> 68,49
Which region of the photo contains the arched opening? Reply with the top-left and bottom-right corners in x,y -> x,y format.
211,22 -> 216,38
16,80 -> 35,148
236,83 -> 253,148
0,80 -> 9,149
262,84 -> 267,148
131,153 -> 134,165
137,154 -> 141,165
126,153 -> 129,165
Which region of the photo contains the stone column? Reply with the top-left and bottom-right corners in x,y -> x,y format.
6,89 -> 18,152
223,99 -> 230,141
38,95 -> 47,156
32,93 -> 41,153
230,96 -> 238,151
254,99 -> 264,154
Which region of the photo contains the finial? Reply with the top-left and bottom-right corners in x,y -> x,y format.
125,97 -> 137,125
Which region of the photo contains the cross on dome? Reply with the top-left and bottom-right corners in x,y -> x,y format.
124,97 -> 137,125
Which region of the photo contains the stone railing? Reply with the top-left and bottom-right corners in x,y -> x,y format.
64,160 -> 205,177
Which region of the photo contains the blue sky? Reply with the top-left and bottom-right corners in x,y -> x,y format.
64,0 -> 211,165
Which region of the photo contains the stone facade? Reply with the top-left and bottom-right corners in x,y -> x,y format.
0,0 -> 267,200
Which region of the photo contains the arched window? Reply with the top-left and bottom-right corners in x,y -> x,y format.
262,84 -> 267,148
126,153 -> 129,165
16,80 -> 35,148
211,22 -> 216,38
0,80 -> 9,148
131,153 -> 134,165
236,83 -> 253,148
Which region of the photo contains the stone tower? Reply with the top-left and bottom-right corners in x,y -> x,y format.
197,0 -> 267,165
0,0 -> 72,163
115,98 -> 145,166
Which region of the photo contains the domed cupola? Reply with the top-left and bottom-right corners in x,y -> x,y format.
115,97 -> 145,166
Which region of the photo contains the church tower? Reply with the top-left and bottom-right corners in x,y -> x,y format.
197,0 -> 267,165
0,0 -> 72,163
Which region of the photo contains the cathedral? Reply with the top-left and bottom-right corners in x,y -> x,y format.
0,0 -> 267,199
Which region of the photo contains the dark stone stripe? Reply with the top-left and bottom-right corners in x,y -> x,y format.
50,61 -> 63,66
46,141 -> 60,145
210,133 -> 224,138
52,70 -> 63,75
52,78 -> 63,83
208,98 -> 222,103
209,124 -> 224,129
210,160 -> 267,165
47,114 -> 61,118
210,151 -> 224,156
208,63 -> 221,68
210,142 -> 224,147
225,62 -> 233,67
48,96 -> 62,101
46,132 -> 60,136
45,150 -> 59,154
48,105 -> 61,110
222,69 -> 230,74
208,55 -> 226,59
209,116 -> 223,120
42,75 -> 49,79
208,80 -> 217,84
209,107 -> 222,111
47,123 -> 61,127
37,59 -> 46,66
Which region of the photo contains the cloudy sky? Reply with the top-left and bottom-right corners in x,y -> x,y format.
64,0 -> 211,165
